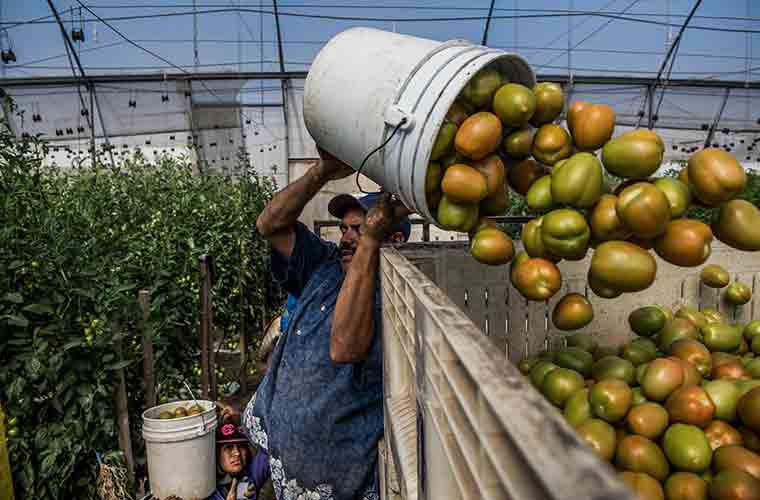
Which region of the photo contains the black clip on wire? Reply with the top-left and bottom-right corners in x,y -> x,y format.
355,118 -> 408,194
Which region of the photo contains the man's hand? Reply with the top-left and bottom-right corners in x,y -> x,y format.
361,193 -> 412,244
315,147 -> 355,182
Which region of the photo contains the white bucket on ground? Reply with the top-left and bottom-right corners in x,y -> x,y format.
142,400 -> 217,500
303,27 -> 536,224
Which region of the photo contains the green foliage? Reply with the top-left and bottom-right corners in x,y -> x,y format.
0,116 -> 275,498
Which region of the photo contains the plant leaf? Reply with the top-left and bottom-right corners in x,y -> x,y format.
105,360 -> 132,371
2,292 -> 23,303
22,303 -> 54,315
2,314 -> 29,328
62,339 -> 84,351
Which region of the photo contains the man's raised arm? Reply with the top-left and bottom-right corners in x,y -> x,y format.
256,149 -> 354,258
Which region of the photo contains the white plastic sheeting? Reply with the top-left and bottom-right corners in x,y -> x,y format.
2,75 -> 759,178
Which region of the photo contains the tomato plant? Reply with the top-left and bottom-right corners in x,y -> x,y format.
0,101 -> 277,499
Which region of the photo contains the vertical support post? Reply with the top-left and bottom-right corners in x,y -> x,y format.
513,0 -> 518,52
210,327 -> 218,401
567,0 -> 573,75
281,79 -> 290,185
745,0 -> 751,129
0,90 -> 19,137
115,372 -> 134,484
239,294 -> 248,393
481,0 -> 496,46
114,325 -> 135,486
561,76 -> 574,122
199,255 -> 212,399
0,0 -> 5,80
238,181 -> 249,392
90,82 -> 116,169
272,0 -> 290,185
186,81 -> 205,175
88,84 -> 97,166
746,0 -> 751,86
647,84 -> 655,130
139,290 -> 155,409
193,0 -> 199,71
704,87 -> 731,148
422,221 -> 430,242
0,401 -> 16,500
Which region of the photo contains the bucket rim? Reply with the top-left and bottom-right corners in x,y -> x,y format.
142,399 -> 217,422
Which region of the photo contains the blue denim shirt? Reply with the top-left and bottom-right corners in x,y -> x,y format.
279,294 -> 298,333
243,222 -> 383,500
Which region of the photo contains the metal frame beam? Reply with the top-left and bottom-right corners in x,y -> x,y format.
2,71 -> 758,89
47,0 -> 115,168
704,87 -> 731,148
272,0 -> 290,184
481,0 -> 496,46
194,102 -> 283,108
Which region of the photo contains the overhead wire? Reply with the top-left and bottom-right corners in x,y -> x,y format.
7,60 -> 294,70
8,60 -> 757,76
11,40 -> 127,68
521,0 -> 621,62
1,8 -> 758,34
12,38 -> 759,71
641,0 -> 704,129
539,0 -> 641,69
75,4 -> 760,22
72,0 -> 272,135
8,62 -> 757,76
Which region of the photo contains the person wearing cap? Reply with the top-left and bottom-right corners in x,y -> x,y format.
245,148 -> 411,500
208,420 -> 271,500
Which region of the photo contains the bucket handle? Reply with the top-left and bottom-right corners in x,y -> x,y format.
182,380 -> 209,437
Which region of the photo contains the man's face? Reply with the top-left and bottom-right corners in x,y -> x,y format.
338,208 -> 365,272
219,443 -> 248,475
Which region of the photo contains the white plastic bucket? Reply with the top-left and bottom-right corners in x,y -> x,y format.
142,400 -> 217,500
303,27 -> 536,224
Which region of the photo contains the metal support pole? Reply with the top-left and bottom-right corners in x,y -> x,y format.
186,81 -> 206,174
481,0 -> 496,46
647,84 -> 655,130
561,76 -> 574,122
3,72 -> 758,90
193,0 -> 199,70
0,0 -> 5,79
88,85 -> 97,165
90,83 -> 116,168
199,255 -> 212,399
568,0 -> 573,74
272,0 -> 290,184
272,0 -> 286,75
0,90 -> 19,137
704,87 -> 730,148
281,79 -> 290,184
138,290 -> 156,410
48,1 -> 115,168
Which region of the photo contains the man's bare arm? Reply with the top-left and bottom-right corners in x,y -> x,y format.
329,236 -> 380,364
330,196 -> 409,364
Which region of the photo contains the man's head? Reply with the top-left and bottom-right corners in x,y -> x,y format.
328,193 -> 411,271
216,422 -> 250,477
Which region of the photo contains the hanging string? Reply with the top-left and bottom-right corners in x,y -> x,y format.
355,118 -> 407,194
